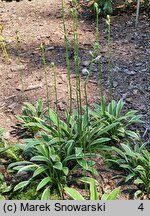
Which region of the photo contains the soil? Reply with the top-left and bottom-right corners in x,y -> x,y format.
0,0 -> 150,199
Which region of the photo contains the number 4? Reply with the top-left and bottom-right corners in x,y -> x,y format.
138,203 -> 144,211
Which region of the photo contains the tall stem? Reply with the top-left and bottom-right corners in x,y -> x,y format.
71,3 -> 82,135
107,15 -> 112,101
16,31 -> 24,98
94,3 -> 103,103
51,62 -> 61,143
40,43 -> 49,107
61,0 -> 72,114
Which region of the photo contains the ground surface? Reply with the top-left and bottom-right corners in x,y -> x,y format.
0,0 -> 150,199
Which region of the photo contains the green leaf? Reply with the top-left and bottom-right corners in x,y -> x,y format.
0,128 -> 5,137
134,178 -> 144,185
50,154 -> 60,162
0,195 -> 5,200
79,177 -> 99,185
64,187 -> 84,200
112,146 -> 126,158
48,108 -> 60,126
14,181 -> 30,191
98,122 -> 119,136
75,147 -> 83,157
33,166 -> 47,178
125,110 -> 138,117
7,161 -> 32,169
116,99 -> 124,118
37,177 -> 51,191
134,190 -> 142,199
23,102 -> 36,113
91,138 -> 111,146
53,162 -> 62,170
0,147 -> 12,154
101,188 -> 120,200
125,173 -> 135,182
41,187 -> 50,200
134,165 -> 145,172
62,167 -> 69,176
90,181 -> 99,200
31,156 -> 50,163
125,130 -> 139,139
17,164 -> 37,173
121,144 -> 134,157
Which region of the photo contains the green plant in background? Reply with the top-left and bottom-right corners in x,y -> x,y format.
16,31 -> 24,95
0,174 -> 6,200
0,128 -> 19,160
107,142 -> 150,199
64,177 -> 120,200
16,99 -> 44,137
0,128 -> 5,140
85,0 -> 113,15
9,183 -> 41,200
0,24 -> 11,64
0,173 -> 12,200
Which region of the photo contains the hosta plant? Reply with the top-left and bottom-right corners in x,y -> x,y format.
87,97 -> 142,143
8,144 -> 69,200
23,106 -> 118,155
83,0 -> 113,15
16,99 -> 44,137
107,142 -> 150,198
64,177 -> 120,200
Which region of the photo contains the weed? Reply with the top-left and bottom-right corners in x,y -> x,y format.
0,25 -> 11,64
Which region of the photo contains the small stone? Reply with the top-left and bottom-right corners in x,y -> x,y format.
129,71 -> 136,75
81,68 -> 89,76
82,60 -> 90,67
146,49 -> 150,54
45,46 -> 55,51
133,89 -> 138,95
93,67 -> 98,72
122,93 -> 128,100
16,84 -> 24,91
141,69 -> 147,72
123,68 -> 136,75
8,102 -> 18,110
10,64 -> 25,72
26,84 -> 42,91
6,73 -> 13,79
113,81 -> 118,88
126,97 -> 132,102
146,86 -> 150,92
139,105 -> 147,112
58,101 -> 66,111
0,165 -> 5,173
135,62 -> 143,67
3,131 -> 10,140
94,55 -> 101,63
37,35 -> 41,40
